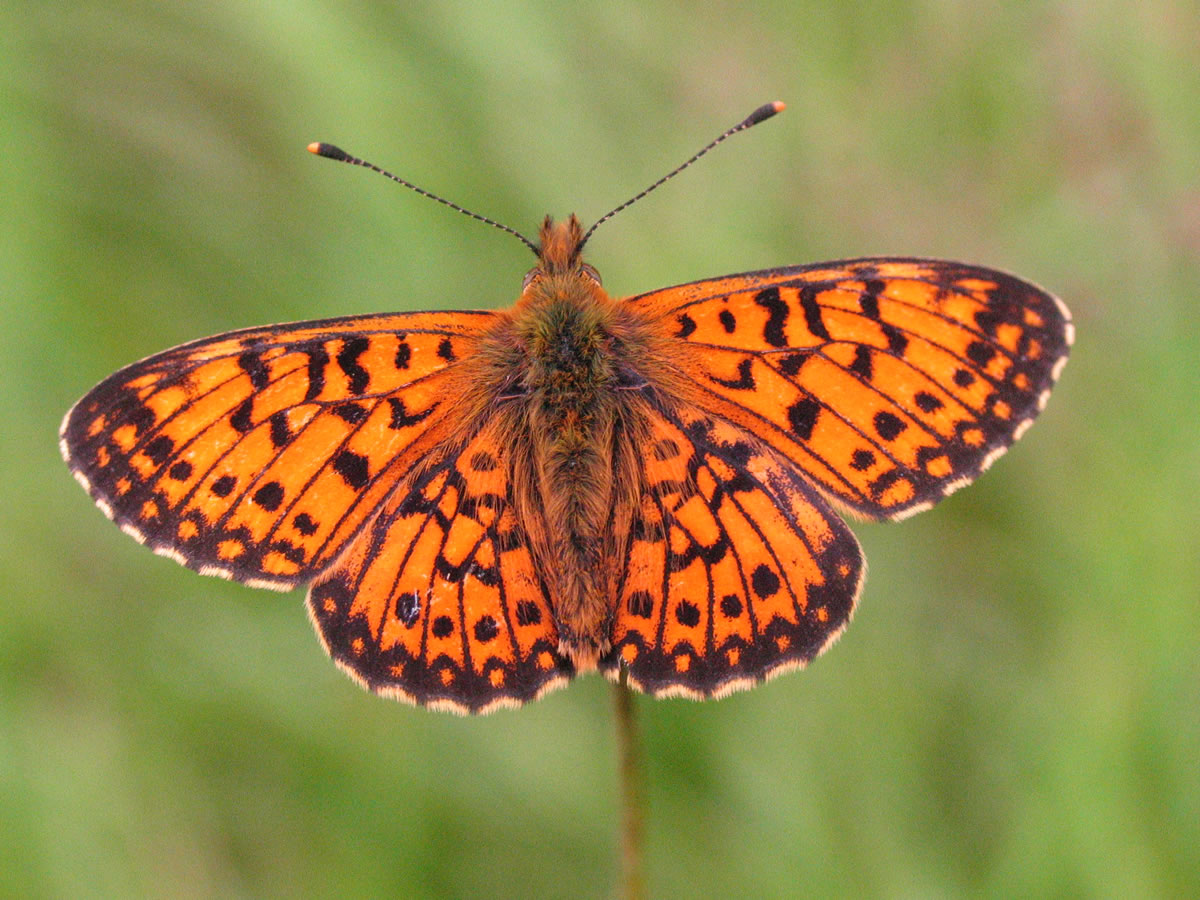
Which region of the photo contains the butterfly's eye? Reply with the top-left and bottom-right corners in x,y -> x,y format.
580,263 -> 602,286
522,268 -> 540,291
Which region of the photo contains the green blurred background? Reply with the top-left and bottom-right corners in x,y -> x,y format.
4,1 -> 1197,897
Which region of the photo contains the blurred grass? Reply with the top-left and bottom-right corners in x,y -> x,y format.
3,1 -> 1198,897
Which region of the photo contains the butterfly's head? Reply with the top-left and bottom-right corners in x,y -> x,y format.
535,215 -> 584,272
521,214 -> 603,296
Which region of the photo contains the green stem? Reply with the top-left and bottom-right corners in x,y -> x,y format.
614,668 -> 646,900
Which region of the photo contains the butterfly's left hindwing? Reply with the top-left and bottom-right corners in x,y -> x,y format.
308,425 -> 574,713
61,312 -> 494,588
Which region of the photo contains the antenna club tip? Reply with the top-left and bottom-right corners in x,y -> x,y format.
745,101 -> 786,127
308,142 -> 349,161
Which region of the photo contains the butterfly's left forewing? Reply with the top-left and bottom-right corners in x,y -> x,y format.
61,311 -> 493,588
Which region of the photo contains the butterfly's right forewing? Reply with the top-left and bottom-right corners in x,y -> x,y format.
629,259 -> 1072,521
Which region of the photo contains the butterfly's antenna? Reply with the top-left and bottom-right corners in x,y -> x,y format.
308,142 -> 540,256
579,101 -> 785,251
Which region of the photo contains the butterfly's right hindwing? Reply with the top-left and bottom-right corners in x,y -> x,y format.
601,404 -> 863,698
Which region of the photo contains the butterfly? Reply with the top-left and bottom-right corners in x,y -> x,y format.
61,103 -> 1072,713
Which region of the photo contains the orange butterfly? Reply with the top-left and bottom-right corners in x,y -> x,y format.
61,103 -> 1072,713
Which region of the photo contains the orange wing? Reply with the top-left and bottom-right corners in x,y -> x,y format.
308,424 -> 573,713
60,311 -> 494,588
600,404 -> 863,698
629,258 -> 1073,520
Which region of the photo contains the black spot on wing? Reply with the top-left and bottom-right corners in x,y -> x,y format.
127,404 -> 156,435
333,450 -> 370,489
394,339 -> 411,370
711,358 -> 756,390
799,284 -> 831,340
396,591 -> 420,627
914,391 -> 943,413
252,481 -> 285,511
627,591 -> 654,618
751,564 -> 780,599
859,280 -> 884,319
303,342 -> 330,401
787,398 -> 821,440
873,411 -> 906,441
238,351 -> 270,390
849,345 -> 873,379
778,352 -> 807,377
211,474 -> 237,497
884,324 -> 909,355
337,337 -> 370,394
269,411 -> 292,447
469,451 -> 498,472
675,601 -> 700,628
966,341 -> 995,368
850,449 -> 875,471
473,616 -> 499,643
869,468 -> 905,499
144,435 -> 174,464
293,512 -> 318,536
332,403 -> 368,425
515,600 -> 541,626
388,397 -> 437,430
753,287 -> 789,347
230,399 -> 253,433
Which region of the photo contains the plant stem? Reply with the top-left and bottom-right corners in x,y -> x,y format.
614,668 -> 645,900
